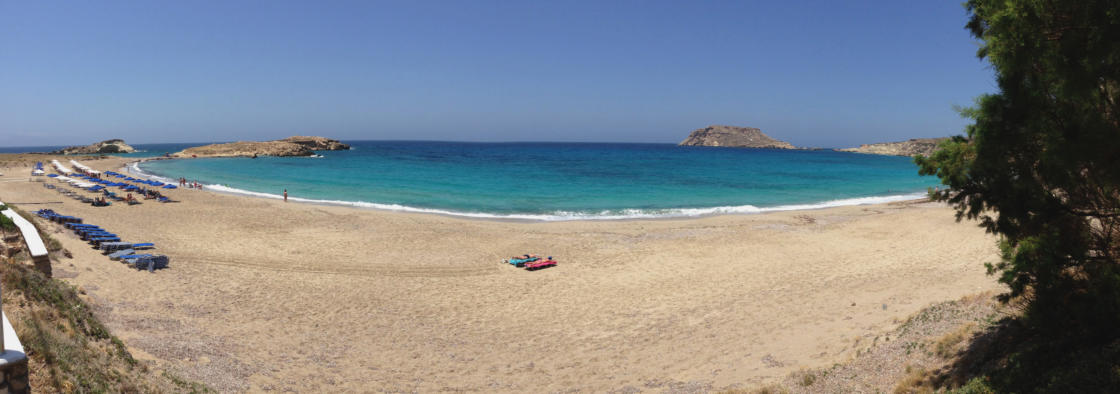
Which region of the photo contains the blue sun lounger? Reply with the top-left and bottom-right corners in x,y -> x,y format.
119,254 -> 153,264
130,255 -> 169,272
53,216 -> 82,224
99,242 -> 132,252
75,228 -> 106,236
81,232 -> 115,241
130,243 -> 155,250
81,232 -> 114,240
89,237 -> 121,247
108,249 -> 135,260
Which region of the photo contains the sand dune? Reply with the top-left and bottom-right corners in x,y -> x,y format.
0,157 -> 1000,392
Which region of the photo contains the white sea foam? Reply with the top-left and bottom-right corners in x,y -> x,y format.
199,182 -> 927,221
125,162 -> 178,184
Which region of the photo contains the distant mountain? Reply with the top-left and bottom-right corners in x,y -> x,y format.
678,125 -> 796,149
51,139 -> 135,154
838,138 -> 948,157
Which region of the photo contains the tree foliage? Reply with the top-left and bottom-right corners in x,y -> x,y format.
916,0 -> 1120,335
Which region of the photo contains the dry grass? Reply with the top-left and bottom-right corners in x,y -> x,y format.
759,292 -> 1008,393
1,261 -> 212,393
720,385 -> 791,394
934,323 -> 976,359
792,368 -> 817,387
892,366 -> 935,394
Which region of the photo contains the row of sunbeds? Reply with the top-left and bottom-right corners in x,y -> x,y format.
34,209 -> 170,272
43,183 -> 117,206
49,173 -> 176,203
103,171 -> 178,189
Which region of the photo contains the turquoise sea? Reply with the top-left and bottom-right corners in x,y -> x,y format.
114,141 -> 939,220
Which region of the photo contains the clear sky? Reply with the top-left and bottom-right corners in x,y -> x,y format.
1,1 -> 993,148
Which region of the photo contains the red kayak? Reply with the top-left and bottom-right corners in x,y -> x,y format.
525,259 -> 556,271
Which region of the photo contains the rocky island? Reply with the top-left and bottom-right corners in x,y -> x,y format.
173,136 -> 350,158
679,125 -> 796,149
280,136 -> 351,151
838,138 -> 948,157
51,139 -> 135,154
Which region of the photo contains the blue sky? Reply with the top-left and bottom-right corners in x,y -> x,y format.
0,1 -> 993,148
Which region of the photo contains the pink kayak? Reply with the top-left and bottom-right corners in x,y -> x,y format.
525,259 -> 556,271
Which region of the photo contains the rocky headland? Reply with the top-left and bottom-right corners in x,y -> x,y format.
51,139 -> 135,154
838,138 -> 948,157
173,136 -> 350,158
678,125 -> 796,149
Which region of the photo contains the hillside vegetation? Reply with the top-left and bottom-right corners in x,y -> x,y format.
1,203 -> 209,392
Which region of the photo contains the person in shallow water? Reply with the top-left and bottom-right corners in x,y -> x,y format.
283,189 -> 288,202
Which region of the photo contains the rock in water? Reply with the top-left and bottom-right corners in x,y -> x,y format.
837,138 -> 949,157
678,125 -> 796,149
172,136 -> 349,158
51,139 -> 135,154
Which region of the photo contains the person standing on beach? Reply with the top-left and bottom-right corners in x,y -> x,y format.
283,189 -> 288,202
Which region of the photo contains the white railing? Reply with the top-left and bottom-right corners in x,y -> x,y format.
0,202 -> 33,364
0,203 -> 49,259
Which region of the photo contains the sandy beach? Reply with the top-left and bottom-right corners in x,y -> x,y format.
0,156 -> 1001,392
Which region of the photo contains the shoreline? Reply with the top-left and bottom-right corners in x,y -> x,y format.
124,157 -> 933,223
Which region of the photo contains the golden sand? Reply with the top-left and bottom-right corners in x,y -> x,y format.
0,157 -> 1000,392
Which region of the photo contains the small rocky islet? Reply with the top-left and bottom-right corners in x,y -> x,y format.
51,139 -> 136,155
679,125 -> 947,157
678,125 -> 796,149
172,136 -> 350,158
836,138 -> 949,157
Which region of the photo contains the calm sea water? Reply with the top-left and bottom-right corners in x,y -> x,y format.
122,141 -> 937,220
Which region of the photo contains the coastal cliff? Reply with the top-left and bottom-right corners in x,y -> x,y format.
51,139 -> 135,154
173,136 -> 350,158
838,138 -> 948,157
679,125 -> 796,149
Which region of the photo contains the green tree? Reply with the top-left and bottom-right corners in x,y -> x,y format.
917,0 -> 1120,335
